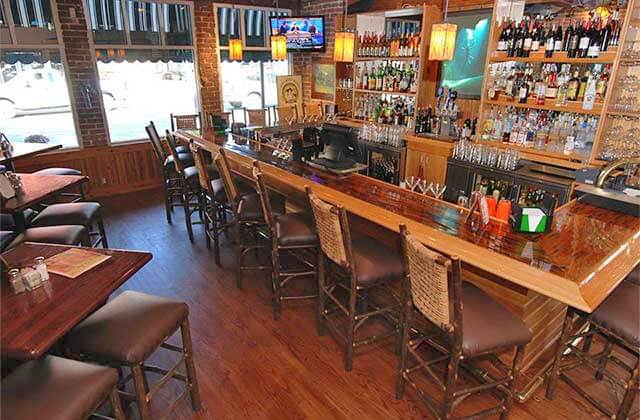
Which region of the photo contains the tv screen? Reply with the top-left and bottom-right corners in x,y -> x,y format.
439,11 -> 491,99
269,16 -> 325,52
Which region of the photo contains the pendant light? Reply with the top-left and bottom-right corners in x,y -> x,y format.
228,5 -> 243,61
334,0 -> 355,62
271,0 -> 287,61
428,0 -> 457,61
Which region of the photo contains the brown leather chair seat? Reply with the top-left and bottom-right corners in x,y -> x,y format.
1,355 -> 119,420
461,282 -> 533,357
237,192 -> 285,222
591,280 -> 639,347
31,202 -> 101,227
351,235 -> 404,288
66,290 -> 189,364
33,167 -> 82,176
274,213 -> 318,247
11,225 -> 88,247
164,152 -> 194,168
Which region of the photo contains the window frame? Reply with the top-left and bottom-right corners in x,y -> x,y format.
213,3 -> 292,114
82,0 -> 199,145
0,0 -> 82,149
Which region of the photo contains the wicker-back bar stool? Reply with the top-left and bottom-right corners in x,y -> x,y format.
170,113 -> 201,131
546,271 -> 639,420
213,149 -> 284,288
253,162 -> 318,319
276,105 -> 298,125
397,225 -> 532,419
306,187 -> 404,371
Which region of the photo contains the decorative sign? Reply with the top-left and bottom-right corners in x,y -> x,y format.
276,75 -> 303,116
311,59 -> 335,101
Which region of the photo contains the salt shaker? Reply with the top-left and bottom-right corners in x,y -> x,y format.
21,268 -> 42,291
8,268 -> 25,294
33,256 -> 49,281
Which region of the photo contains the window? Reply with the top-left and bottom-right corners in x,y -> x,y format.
87,0 -> 198,142
0,0 -> 79,148
215,5 -> 291,121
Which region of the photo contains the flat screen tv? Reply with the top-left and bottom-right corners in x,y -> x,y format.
269,16 -> 325,52
438,11 -> 492,99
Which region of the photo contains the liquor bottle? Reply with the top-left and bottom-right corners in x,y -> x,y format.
596,65 -> 609,99
522,18 -> 533,57
361,66 -> 368,90
566,71 -> 580,101
582,75 -> 597,110
507,21 -> 517,57
544,24 -> 555,57
566,21 -> 579,58
497,18 -> 508,51
554,24 -> 563,53
577,70 -> 589,101
587,19 -> 601,58
600,17 -> 611,51
578,20 -> 590,58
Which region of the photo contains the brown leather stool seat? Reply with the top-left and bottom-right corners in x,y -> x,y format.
33,167 -> 82,176
461,282 -> 533,357
237,192 -> 285,222
591,280 -> 639,347
351,235 -> 404,288
31,202 -> 101,227
274,213 -> 318,247
165,152 -> 193,168
0,230 -> 17,251
12,225 -> 89,247
1,355 -> 122,420
66,291 -> 188,363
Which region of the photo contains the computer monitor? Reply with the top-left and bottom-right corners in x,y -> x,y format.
319,123 -> 361,164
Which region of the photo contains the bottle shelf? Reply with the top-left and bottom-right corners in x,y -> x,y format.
605,110 -> 640,118
489,49 -> 618,64
355,56 -> 420,62
475,140 -> 591,163
354,88 -> 417,97
484,97 -> 603,115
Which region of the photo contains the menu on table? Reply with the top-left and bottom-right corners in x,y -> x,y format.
45,248 -> 111,278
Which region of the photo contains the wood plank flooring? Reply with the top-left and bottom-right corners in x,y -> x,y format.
99,190 -> 636,419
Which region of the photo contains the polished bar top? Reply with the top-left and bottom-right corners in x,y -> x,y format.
177,129 -> 640,312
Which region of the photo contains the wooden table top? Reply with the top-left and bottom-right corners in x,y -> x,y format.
1,173 -> 87,213
1,243 -> 152,359
0,143 -> 61,164
177,129 -> 640,313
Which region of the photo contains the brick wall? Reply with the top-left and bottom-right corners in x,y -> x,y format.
194,0 -> 222,115
57,0 -> 109,147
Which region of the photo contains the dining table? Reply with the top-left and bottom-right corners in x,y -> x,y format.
0,142 -> 62,171
1,243 -> 152,360
1,173 -> 88,230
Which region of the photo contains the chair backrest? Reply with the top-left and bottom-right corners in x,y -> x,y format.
306,187 -> 352,269
303,103 -> 323,120
244,108 -> 267,127
165,130 -> 185,174
145,122 -> 167,163
252,162 -> 275,228
190,143 -> 212,193
213,148 -> 239,204
276,105 -> 298,125
399,224 -> 462,337
207,112 -> 231,132
170,113 -> 201,131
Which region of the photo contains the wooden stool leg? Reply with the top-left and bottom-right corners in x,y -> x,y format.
616,360 -> 639,420
132,363 -> 152,420
395,306 -> 411,399
97,216 -> 108,248
182,190 -> 194,242
201,193 -> 211,250
344,281 -> 358,372
500,344 -> 526,420
211,204 -> 222,266
272,245 -> 282,320
442,348 -> 461,418
317,253 -> 326,336
109,386 -> 126,420
546,311 -> 574,400
181,318 -> 202,411
234,221 -> 243,289
595,340 -> 614,381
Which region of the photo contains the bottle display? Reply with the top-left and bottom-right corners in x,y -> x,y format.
357,30 -> 421,58
355,60 -> 418,93
414,88 -> 463,137
353,94 -> 415,127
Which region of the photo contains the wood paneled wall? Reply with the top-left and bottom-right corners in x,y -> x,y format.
14,142 -> 162,198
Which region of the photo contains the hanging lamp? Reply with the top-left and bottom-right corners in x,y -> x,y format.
228,5 -> 243,61
334,0 -> 355,62
271,0 -> 287,61
429,0 -> 457,61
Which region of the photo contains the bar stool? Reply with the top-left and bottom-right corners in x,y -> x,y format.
396,225 -> 532,419
170,112 -> 201,132
546,274 -> 639,420
214,149 -> 284,288
145,122 -> 193,223
29,202 -> 108,248
33,167 -> 85,203
190,142 -> 232,264
65,291 -> 201,420
4,225 -> 90,250
1,355 -> 124,420
253,162 -> 318,319
276,105 -> 298,125
306,187 -> 404,371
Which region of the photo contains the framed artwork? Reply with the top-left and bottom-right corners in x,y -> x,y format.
276,75 -> 303,115
311,59 -> 335,101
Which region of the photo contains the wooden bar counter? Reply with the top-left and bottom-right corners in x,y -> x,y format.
176,128 -> 640,382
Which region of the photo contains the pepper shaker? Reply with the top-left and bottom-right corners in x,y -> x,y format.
8,268 -> 25,294
33,256 -> 49,281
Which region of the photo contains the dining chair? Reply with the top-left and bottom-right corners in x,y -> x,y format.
253,161 -> 318,319
396,224 -> 532,419
244,108 -> 267,128
170,113 -> 201,132
303,102 -> 324,121
276,105 -> 298,125
306,186 -> 404,371
206,112 -> 232,134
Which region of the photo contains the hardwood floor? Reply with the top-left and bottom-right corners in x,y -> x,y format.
99,190 -> 635,420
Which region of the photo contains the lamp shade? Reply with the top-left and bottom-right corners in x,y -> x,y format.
334,31 -> 355,63
271,35 -> 287,61
229,38 -> 243,61
428,23 -> 457,61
